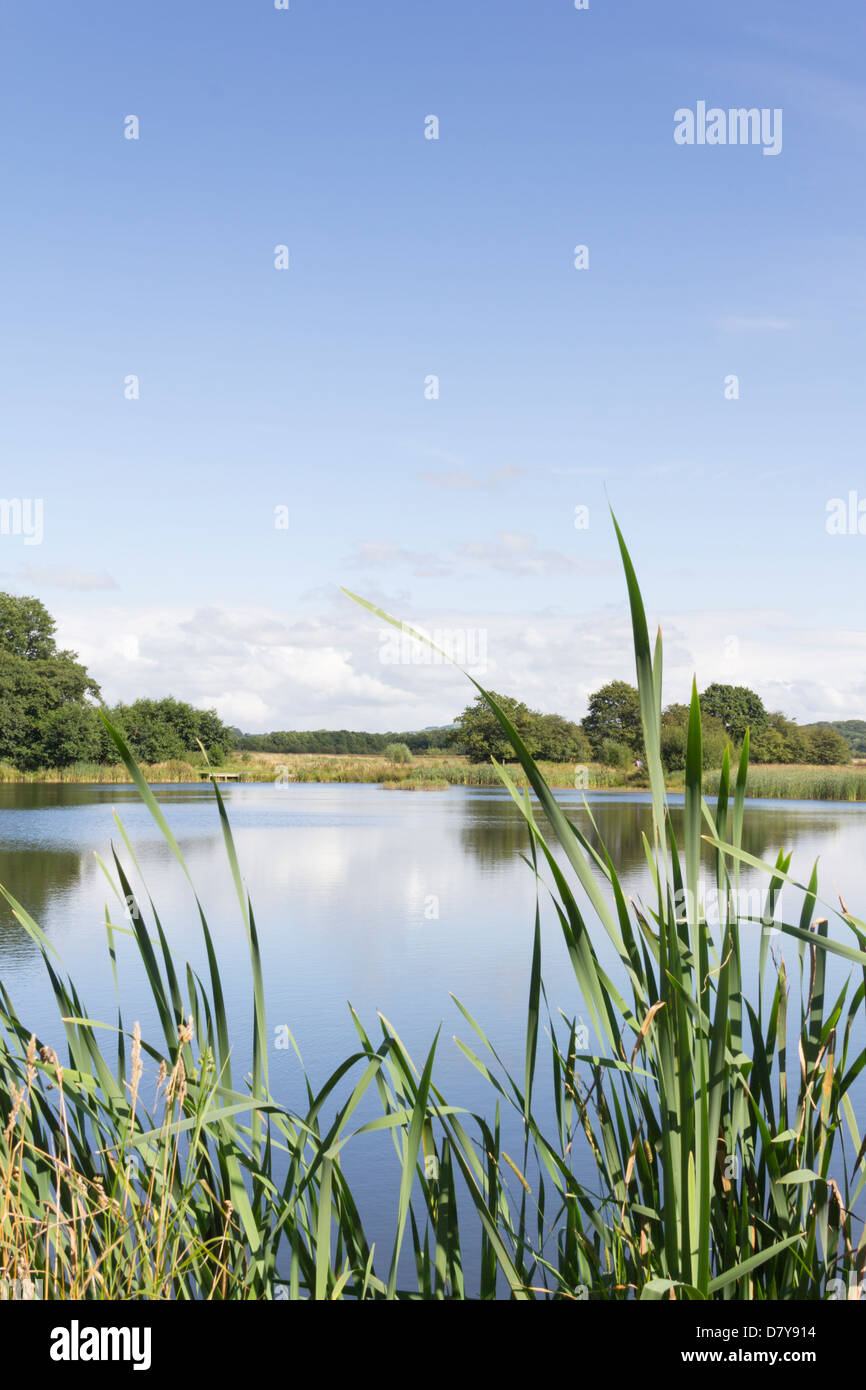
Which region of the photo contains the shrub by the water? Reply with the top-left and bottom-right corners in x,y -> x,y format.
384,742 -> 412,764
597,737 -> 633,769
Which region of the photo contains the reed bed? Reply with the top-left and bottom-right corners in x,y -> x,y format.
0,760 -> 201,785
265,754 -> 629,789
703,764 -> 866,802
0,754 -> 626,790
1,516 -> 864,1299
2,755 -> 861,801
382,778 -> 451,790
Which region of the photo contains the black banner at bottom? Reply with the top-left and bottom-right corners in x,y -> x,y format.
0,1296 -> 859,1377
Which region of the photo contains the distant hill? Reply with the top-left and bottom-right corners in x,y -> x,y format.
807,721 -> 866,758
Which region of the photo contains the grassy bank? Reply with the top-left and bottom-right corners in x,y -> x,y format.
0,751 -> 633,790
705,762 -> 866,801
263,753 -> 632,789
3,752 -> 866,801
2,517 -> 865,1300
0,759 -> 203,784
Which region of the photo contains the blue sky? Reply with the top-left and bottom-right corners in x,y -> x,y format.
2,0 -> 865,731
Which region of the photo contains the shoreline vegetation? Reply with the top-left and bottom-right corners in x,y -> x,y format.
2,594 -> 860,791
2,515 -> 865,1300
3,751 -> 866,802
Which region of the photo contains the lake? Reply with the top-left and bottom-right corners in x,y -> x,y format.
2,781 -> 865,1282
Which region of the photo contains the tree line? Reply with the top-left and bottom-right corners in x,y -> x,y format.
233,728 -> 453,755
236,684 -> 853,768
451,680 -> 851,769
0,594 -> 233,770
0,592 -> 856,771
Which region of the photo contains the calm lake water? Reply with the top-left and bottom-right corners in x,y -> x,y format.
2,781 -> 865,1285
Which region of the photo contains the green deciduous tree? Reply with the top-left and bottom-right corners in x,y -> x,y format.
36,704 -> 102,766
0,593 -> 58,661
801,725 -> 851,766
0,593 -> 101,770
529,712 -> 592,763
108,697 -> 233,764
699,683 -> 768,744
659,702 -> 730,773
451,693 -> 596,764
451,695 -> 595,764
807,720 -> 866,757
582,681 -> 643,756
450,692 -> 538,763
750,712 -> 808,764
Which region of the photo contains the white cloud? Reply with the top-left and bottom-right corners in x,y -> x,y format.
198,690 -> 273,728
347,531 -> 606,580
55,602 -> 416,731
49,599 -> 866,733
455,532 -> 606,576
344,542 -> 449,578
9,566 -> 118,590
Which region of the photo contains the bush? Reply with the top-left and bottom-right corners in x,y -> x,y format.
660,722 -> 687,773
531,714 -> 592,762
384,742 -> 412,764
802,726 -> 851,765
597,738 -> 633,769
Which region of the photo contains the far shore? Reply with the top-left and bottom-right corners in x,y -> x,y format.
3,751 -> 866,802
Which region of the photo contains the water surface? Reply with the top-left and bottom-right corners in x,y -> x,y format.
2,782 -> 864,1282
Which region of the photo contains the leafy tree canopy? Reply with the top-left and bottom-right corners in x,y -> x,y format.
109,697 -> 233,765
451,694 -> 592,764
0,593 -> 235,771
699,684 -> 768,744
530,712 -> 592,763
450,692 -> 537,763
0,593 -> 101,770
659,702 -> 730,772
0,593 -> 59,661
807,720 -> 866,758
801,725 -> 851,766
582,681 -> 643,756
